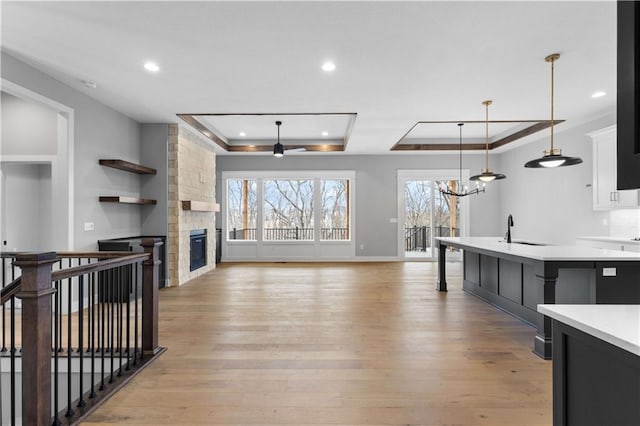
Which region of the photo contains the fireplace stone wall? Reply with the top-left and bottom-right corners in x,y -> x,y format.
167,124 -> 216,286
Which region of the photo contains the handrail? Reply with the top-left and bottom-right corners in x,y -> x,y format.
0,277 -> 22,305
2,251 -> 134,259
1,253 -> 148,303
51,253 -> 149,282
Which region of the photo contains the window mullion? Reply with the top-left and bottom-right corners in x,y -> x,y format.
314,178 -> 321,243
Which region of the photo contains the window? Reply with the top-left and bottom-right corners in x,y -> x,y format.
224,172 -> 353,245
264,179 -> 314,240
321,179 -> 349,240
227,179 -> 257,240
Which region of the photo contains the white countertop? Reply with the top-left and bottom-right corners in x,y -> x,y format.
437,236 -> 640,261
538,304 -> 640,356
577,236 -> 640,245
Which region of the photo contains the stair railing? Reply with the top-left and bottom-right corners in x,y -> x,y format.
0,238 -> 163,426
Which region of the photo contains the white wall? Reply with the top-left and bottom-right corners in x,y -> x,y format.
497,114 -> 614,245
610,209 -> 640,237
0,163 -> 53,251
1,91 -> 58,155
217,154 -> 502,258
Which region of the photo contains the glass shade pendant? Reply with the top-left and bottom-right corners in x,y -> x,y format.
440,123 -> 486,197
470,100 -> 506,182
524,53 -> 582,168
273,121 -> 284,157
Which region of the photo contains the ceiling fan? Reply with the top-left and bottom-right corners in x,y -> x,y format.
273,121 -> 305,157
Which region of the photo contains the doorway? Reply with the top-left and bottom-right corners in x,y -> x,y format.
398,170 -> 468,261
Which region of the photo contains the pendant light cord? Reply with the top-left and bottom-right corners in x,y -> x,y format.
549,55 -> 556,152
458,123 -> 463,185
484,102 -> 489,170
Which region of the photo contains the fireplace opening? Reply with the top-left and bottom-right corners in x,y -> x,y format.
190,229 -> 207,271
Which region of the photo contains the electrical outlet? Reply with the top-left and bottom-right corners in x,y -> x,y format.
360,244 -> 364,250
84,222 -> 94,231
602,267 -> 617,277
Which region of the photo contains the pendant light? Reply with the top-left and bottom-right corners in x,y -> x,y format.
440,123 -> 486,197
524,53 -> 582,168
273,120 -> 284,157
470,100 -> 506,182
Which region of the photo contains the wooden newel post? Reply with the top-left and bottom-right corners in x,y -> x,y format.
15,252 -> 58,426
141,238 -> 161,356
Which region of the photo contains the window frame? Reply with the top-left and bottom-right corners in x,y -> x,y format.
222,170 -> 355,246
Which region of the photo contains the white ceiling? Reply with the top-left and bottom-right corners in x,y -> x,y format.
1,1 -> 617,155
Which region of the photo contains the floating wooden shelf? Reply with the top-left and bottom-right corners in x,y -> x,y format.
99,159 -> 157,175
100,196 -> 157,205
181,201 -> 220,212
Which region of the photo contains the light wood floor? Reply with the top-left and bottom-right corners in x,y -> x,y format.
84,262 -> 552,425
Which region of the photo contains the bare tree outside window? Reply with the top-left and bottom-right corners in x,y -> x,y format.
227,179 -> 257,240
321,179 -> 349,240
404,180 -> 460,254
264,179 -> 314,240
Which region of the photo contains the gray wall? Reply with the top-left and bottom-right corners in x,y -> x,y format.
2,52 -> 143,250
216,154 -> 502,257
497,114 -> 615,245
1,91 -> 58,155
140,124 -> 169,237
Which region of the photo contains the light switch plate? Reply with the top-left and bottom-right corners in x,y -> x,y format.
84,222 -> 94,231
602,267 -> 617,277
389,218 -> 398,223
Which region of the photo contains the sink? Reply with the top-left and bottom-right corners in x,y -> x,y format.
499,240 -> 547,246
513,241 -> 547,246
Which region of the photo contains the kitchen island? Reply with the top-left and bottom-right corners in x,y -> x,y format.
436,237 -> 640,359
538,304 -> 640,425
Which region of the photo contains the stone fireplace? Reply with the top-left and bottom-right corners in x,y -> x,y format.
167,124 -> 217,286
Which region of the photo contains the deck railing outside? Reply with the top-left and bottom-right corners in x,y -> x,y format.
405,226 -> 460,252
229,227 -> 349,241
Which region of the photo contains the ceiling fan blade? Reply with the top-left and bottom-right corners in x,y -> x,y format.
285,147 -> 306,153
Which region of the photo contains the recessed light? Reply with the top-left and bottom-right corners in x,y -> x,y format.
144,61 -> 160,73
321,131 -> 329,137
239,131 -> 246,137
322,61 -> 336,72
591,91 -> 606,98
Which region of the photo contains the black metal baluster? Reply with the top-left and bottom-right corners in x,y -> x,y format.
117,266 -> 124,376
1,257 -> 6,352
10,294 -> 16,426
58,259 -> 63,352
76,258 -> 82,352
90,270 -> 97,399
52,279 -> 61,426
134,262 -> 139,366
125,264 -> 131,371
9,260 -> 16,425
65,259 -> 74,418
110,267 -> 116,383
77,273 -> 86,408
99,267 -> 106,391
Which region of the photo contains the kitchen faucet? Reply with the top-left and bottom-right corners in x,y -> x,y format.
505,214 -> 514,243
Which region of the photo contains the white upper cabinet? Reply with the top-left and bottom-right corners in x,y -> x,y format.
589,125 -> 640,211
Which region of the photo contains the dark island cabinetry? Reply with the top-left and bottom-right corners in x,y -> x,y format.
437,237 -> 640,359
539,305 -> 640,426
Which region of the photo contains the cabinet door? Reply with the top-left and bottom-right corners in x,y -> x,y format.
592,129 -> 617,210
590,126 -> 640,210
